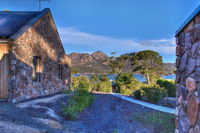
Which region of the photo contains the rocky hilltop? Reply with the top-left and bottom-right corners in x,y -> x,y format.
69,51 -> 176,74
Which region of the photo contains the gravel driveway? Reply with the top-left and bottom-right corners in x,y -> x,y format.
0,93 -> 174,133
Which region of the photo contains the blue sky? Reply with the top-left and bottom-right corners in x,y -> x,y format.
1,0 -> 200,63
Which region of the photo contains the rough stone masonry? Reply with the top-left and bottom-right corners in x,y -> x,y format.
6,10 -> 71,102
176,13 -> 200,133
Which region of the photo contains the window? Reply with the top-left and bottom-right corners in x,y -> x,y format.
32,56 -> 42,82
58,63 -> 62,80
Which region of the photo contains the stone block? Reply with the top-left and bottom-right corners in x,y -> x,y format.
187,95 -> 200,126
178,115 -> 190,133
178,32 -> 185,46
186,77 -> 197,93
179,51 -> 188,72
191,43 -> 199,59
184,20 -> 194,33
197,56 -> 200,67
176,45 -> 182,56
177,84 -> 188,103
194,125 -> 200,133
190,24 -> 200,43
185,58 -> 196,76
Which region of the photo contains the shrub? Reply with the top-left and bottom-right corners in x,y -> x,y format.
141,85 -> 167,103
63,90 -> 94,120
156,79 -> 176,97
133,90 -> 142,99
114,73 -> 141,95
71,76 -> 93,92
90,74 -> 99,82
120,85 -> 133,95
99,73 -> 109,81
94,81 -> 112,92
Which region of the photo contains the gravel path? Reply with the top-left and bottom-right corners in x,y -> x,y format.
63,93 -> 166,133
0,93 -> 174,133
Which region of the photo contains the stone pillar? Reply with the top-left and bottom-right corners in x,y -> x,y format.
176,19 -> 200,133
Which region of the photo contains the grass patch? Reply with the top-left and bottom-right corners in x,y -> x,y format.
63,90 -> 94,120
132,111 -> 175,133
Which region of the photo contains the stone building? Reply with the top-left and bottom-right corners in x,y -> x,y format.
176,5 -> 200,133
0,8 -> 71,102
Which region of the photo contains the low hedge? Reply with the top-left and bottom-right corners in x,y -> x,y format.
63,90 -> 94,120
156,79 -> 176,97
141,85 -> 167,103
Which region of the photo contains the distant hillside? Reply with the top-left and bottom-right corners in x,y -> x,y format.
69,51 -> 176,74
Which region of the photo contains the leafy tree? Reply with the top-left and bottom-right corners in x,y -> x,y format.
114,73 -> 141,95
71,68 -> 78,74
90,74 -> 99,82
132,50 -> 163,84
109,53 -> 129,74
99,73 -> 109,81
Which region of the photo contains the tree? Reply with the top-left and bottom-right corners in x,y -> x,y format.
71,68 -> 78,74
99,73 -> 109,81
109,52 -> 129,74
132,50 -> 163,84
90,74 -> 99,82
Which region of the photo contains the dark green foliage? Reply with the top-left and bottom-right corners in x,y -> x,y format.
114,73 -> 141,95
99,73 -> 109,81
156,79 -> 176,97
109,54 -> 129,74
63,90 -> 94,120
132,50 -> 163,84
141,85 -> 167,103
133,90 -> 142,99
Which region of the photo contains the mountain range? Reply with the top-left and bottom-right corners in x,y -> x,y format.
69,51 -> 176,74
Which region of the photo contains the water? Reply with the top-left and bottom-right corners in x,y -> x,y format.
72,74 -> 176,82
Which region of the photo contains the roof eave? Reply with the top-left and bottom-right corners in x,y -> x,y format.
175,5 -> 200,37
0,38 -> 9,43
9,8 -> 50,40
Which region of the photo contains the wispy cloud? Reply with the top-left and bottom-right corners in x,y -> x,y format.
58,27 -> 175,55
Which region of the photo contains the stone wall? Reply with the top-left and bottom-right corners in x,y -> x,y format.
8,12 -> 71,102
176,13 -> 200,133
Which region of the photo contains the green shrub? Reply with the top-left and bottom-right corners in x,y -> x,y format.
71,76 -> 93,92
156,79 -> 176,97
63,90 -> 94,120
133,90 -> 142,99
99,73 -> 109,81
94,81 -> 112,92
120,85 -> 133,95
141,85 -> 167,103
114,73 -> 141,95
90,74 -> 99,82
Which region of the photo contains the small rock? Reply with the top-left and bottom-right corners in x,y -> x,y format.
187,95 -> 200,126
194,125 -> 200,133
186,77 -> 196,93
35,118 -> 63,129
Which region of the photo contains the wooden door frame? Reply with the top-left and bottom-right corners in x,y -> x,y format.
0,42 -> 9,99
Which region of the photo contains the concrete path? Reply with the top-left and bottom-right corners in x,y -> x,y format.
111,93 -> 176,114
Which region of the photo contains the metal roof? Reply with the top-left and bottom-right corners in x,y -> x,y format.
0,11 -> 38,38
0,8 -> 51,40
176,5 -> 200,36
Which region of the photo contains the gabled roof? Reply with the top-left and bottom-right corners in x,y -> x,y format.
0,8 -> 50,40
176,5 -> 200,36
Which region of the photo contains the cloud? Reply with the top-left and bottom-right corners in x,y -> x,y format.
58,27 -> 176,55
